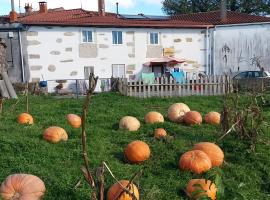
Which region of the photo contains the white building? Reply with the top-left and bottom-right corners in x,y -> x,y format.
2,1 -> 270,92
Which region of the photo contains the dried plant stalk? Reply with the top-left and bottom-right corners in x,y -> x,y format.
81,73 -> 99,200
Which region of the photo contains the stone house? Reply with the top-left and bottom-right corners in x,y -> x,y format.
1,1 -> 270,92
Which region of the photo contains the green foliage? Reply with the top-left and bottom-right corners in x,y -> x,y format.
162,0 -> 270,15
0,93 -> 270,199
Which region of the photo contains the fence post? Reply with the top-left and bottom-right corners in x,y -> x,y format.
76,79 -> 79,99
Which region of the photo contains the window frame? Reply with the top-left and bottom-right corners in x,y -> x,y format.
81,29 -> 94,43
112,64 -> 125,78
149,32 -> 159,45
112,31 -> 123,45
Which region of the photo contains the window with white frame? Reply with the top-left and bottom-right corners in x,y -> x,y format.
82,30 -> 93,43
112,64 -> 125,78
150,32 -> 159,44
112,31 -> 123,44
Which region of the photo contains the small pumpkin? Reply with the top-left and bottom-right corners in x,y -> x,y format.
119,116 -> 140,131
186,179 -> 217,200
204,111 -> 221,125
144,111 -> 164,124
183,111 -> 202,125
43,126 -> 68,143
124,140 -> 151,164
17,113 -> 34,125
107,180 -> 139,200
168,103 -> 190,123
0,174 -> 46,200
179,150 -> 212,174
193,142 -> 224,167
67,114 -> 81,128
154,128 -> 167,139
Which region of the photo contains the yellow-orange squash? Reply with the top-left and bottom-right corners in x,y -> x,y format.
43,126 -> 68,143
66,114 -> 81,128
179,150 -> 212,174
124,140 -> 150,164
119,116 -> 140,131
0,174 -> 46,200
144,111 -> 164,124
204,112 -> 221,125
17,113 -> 34,125
183,111 -> 202,125
154,128 -> 167,139
193,142 -> 224,167
107,180 -> 139,200
186,179 -> 217,200
167,103 -> 190,123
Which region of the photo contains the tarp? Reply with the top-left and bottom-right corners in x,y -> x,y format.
144,56 -> 185,67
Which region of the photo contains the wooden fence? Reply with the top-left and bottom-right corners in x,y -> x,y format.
118,75 -> 233,98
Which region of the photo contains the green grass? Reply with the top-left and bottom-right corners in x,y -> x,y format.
0,92 -> 270,200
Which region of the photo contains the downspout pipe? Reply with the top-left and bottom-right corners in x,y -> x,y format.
18,29 -> 25,82
206,27 -> 209,75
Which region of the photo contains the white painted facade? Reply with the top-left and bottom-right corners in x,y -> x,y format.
26,26 -> 207,92
213,23 -> 270,74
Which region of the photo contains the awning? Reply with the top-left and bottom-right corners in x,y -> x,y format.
143,56 -> 185,67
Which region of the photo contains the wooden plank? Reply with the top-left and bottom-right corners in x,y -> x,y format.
143,79 -> 146,98
2,72 -> 17,99
134,80 -> 137,97
138,79 -> 142,98
200,77 -> 203,96
0,80 -> 10,98
160,77 -> 163,97
169,77 -> 173,97
129,80 -> 133,97
147,82 -> 151,98
213,75 -> 217,95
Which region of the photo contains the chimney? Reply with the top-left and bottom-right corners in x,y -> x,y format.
24,3 -> 33,14
220,0 -> 227,22
9,0 -> 17,22
98,0 -> 105,16
39,1 -> 48,13
116,2 -> 119,15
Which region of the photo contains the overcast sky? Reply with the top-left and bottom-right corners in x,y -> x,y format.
0,0 -> 165,15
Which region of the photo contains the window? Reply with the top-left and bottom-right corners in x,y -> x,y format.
234,72 -> 247,79
84,66 -> 94,79
150,32 -> 159,44
82,30 -> 93,43
112,64 -> 125,78
112,31 -> 123,44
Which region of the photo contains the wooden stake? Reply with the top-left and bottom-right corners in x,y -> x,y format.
25,82 -> 29,113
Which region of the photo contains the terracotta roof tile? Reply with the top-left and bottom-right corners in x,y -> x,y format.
172,10 -> 270,25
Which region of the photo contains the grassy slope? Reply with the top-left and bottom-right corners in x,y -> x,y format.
0,92 -> 270,200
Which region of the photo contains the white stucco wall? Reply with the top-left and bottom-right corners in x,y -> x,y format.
213,23 -> 270,75
26,26 -> 207,92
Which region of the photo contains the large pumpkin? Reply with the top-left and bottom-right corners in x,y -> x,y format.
154,128 -> 167,139
66,114 -> 81,128
119,116 -> 140,131
183,111 -> 202,125
193,142 -> 224,167
124,140 -> 151,164
43,126 -> 68,143
204,112 -> 221,125
17,113 -> 34,125
179,150 -> 212,174
186,179 -> 217,200
144,111 -> 164,124
167,103 -> 190,123
107,180 -> 139,200
0,174 -> 46,200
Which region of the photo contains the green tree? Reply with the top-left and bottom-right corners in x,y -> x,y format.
162,0 -> 270,15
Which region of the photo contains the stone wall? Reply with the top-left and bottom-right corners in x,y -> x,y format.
0,38 -> 7,72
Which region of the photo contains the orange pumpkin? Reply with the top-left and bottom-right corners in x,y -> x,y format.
204,112 -> 221,125
124,140 -> 151,164
66,114 -> 81,128
0,174 -> 46,200
179,150 -> 212,174
107,180 -> 139,200
119,116 -> 140,131
154,128 -> 167,139
144,111 -> 164,124
17,113 -> 34,125
43,126 -> 68,143
183,111 -> 202,125
186,179 -> 217,200
168,103 -> 190,123
193,142 -> 224,167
